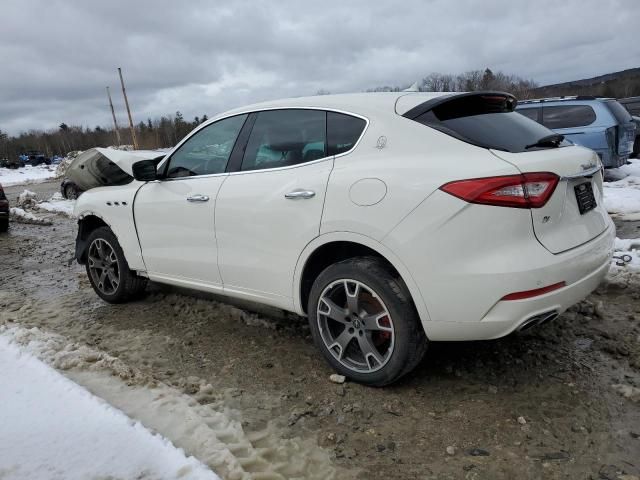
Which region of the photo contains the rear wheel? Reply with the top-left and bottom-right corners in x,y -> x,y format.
632,136 -> 640,159
85,227 -> 147,303
64,184 -> 78,200
0,219 -> 8,233
308,257 -> 427,386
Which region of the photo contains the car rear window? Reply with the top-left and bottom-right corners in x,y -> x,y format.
542,105 -> 596,129
412,95 -> 560,153
606,100 -> 633,124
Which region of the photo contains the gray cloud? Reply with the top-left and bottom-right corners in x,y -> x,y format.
1,0 -> 638,135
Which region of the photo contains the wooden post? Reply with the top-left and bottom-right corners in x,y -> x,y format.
118,67 -> 138,149
106,86 -> 121,146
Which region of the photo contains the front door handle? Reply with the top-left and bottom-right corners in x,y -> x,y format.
285,189 -> 315,200
186,194 -> 210,202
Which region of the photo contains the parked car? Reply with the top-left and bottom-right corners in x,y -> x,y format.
0,157 -> 21,169
73,91 -> 614,386
0,182 -> 9,232
516,96 -> 636,168
23,151 -> 51,167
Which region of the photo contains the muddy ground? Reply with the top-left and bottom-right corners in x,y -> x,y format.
1,181 -> 640,480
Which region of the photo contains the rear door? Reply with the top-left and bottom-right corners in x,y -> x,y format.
491,147 -> 610,254
215,109 -> 332,306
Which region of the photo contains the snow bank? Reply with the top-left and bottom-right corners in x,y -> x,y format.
0,335 -> 218,480
9,207 -> 52,225
36,192 -> 76,217
0,164 -> 57,186
604,158 -> 640,219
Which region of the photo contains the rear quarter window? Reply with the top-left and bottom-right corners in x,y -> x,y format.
542,105 -> 596,129
327,112 -> 366,155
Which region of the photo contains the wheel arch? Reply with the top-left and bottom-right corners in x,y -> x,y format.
293,232 -> 431,326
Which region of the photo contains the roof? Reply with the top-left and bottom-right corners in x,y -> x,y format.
215,92 -> 455,120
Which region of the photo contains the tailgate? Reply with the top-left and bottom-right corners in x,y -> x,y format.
491,146 -> 609,254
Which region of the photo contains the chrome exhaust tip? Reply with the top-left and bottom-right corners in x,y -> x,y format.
517,310 -> 558,332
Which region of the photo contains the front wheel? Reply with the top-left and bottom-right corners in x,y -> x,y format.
85,226 -> 147,303
64,184 -> 78,200
308,257 -> 427,386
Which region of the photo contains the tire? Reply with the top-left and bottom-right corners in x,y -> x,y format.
0,219 -> 8,233
307,257 -> 427,386
633,136 -> 640,159
85,226 -> 147,303
64,184 -> 78,200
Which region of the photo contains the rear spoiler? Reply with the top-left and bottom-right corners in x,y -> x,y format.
401,91 -> 517,120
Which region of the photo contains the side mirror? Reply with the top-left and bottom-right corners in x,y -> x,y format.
132,160 -> 159,181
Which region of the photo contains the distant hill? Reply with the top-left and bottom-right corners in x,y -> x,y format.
531,67 -> 640,99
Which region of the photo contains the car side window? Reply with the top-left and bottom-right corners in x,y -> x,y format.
517,107 -> 541,124
542,105 -> 596,129
327,111 -> 366,155
241,110 -> 326,171
165,114 -> 247,178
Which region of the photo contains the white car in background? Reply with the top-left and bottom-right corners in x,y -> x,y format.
73,91 -> 614,386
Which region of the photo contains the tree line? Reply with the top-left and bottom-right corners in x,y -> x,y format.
0,111 -> 208,161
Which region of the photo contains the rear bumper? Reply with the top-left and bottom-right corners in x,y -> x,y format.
424,257 -> 610,340
385,190 -> 615,341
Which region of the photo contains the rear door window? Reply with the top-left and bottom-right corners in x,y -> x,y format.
327,112 -> 366,155
541,105 -> 596,129
241,109 -> 327,171
412,95 -> 559,153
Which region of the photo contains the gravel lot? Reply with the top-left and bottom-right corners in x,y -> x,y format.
1,180 -> 639,479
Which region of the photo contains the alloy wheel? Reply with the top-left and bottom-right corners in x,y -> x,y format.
317,279 -> 395,373
87,238 -> 120,296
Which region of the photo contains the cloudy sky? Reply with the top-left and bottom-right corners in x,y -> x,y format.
0,0 -> 638,135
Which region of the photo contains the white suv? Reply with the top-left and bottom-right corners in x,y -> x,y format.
74,92 -> 614,386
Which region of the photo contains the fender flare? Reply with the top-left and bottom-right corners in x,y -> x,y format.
292,231 -> 432,325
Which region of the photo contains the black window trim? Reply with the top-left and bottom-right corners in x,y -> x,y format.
158,112 -> 251,181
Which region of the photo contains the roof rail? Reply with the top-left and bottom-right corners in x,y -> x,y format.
519,95 -> 611,104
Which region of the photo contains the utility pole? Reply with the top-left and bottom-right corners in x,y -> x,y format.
118,67 -> 138,149
106,86 -> 121,146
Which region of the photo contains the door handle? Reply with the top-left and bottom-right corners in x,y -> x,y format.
285,189 -> 315,200
186,194 -> 210,202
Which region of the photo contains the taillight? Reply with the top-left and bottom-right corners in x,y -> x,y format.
440,173 -> 559,209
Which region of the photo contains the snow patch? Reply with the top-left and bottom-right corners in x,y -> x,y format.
9,207 -> 52,225
604,159 -> 640,219
0,164 -> 58,186
606,237 -> 640,288
0,334 -> 218,480
36,192 -> 76,217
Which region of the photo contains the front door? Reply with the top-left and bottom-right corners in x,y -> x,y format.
215,109 -> 332,306
134,114 -> 248,287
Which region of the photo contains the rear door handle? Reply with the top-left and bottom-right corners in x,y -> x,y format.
186,194 -> 210,202
285,189 -> 316,199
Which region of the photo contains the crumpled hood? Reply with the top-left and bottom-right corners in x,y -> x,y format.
92,148 -> 165,176
66,148 -> 167,191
